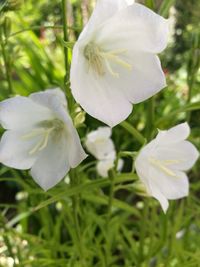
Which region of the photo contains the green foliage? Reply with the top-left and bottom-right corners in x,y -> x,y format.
0,0 -> 200,267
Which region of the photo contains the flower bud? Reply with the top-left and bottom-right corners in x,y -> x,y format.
74,110 -> 86,128
132,180 -> 149,197
3,16 -> 12,38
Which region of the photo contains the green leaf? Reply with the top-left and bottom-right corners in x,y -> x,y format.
156,101 -> 200,126
145,0 -> 155,10
159,0 -> 176,17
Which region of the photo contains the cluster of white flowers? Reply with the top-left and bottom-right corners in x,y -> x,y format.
0,0 -> 199,212
85,127 -> 123,177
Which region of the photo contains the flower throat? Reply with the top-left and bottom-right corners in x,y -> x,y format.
84,42 -> 132,77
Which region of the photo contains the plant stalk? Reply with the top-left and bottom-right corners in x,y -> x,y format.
1,40 -> 13,93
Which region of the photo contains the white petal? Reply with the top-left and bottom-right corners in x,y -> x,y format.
0,96 -> 53,130
117,159 -> 124,172
31,127 -> 86,191
65,122 -> 87,168
80,0 -> 128,39
149,185 -> 169,213
97,158 -> 114,177
156,123 -> 191,144
30,89 -> 69,123
96,3 -> 169,54
30,88 -> 67,109
0,130 -> 39,169
85,127 -> 115,160
101,51 -> 166,104
86,127 -> 112,142
149,167 -> 189,201
154,141 -> 199,171
86,138 -> 115,160
125,0 -> 135,4
30,133 -> 69,190
70,45 -> 132,127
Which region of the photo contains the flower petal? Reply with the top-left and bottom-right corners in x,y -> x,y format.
87,127 -> 112,142
30,88 -> 69,123
80,0 -> 128,39
154,141 -> 199,171
30,133 -> 70,190
85,127 -> 115,160
156,123 -> 190,144
65,122 -> 87,168
149,185 -> 169,213
0,96 -> 53,130
101,51 -> 166,104
30,88 -> 67,110
97,158 -> 114,177
0,130 -> 39,169
70,45 -> 132,127
86,138 -> 115,160
31,127 -> 86,190
96,3 -> 169,54
149,167 -> 189,201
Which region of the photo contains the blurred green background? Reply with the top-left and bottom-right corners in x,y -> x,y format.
0,0 -> 200,266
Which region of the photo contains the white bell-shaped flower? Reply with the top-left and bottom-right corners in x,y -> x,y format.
135,123 -> 199,212
85,127 -> 115,160
70,0 -> 168,127
97,156 -> 124,177
85,126 -> 123,177
0,89 -> 87,190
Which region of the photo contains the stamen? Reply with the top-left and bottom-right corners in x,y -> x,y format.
149,158 -> 179,177
22,119 -> 64,155
101,52 -> 132,71
84,42 -> 132,77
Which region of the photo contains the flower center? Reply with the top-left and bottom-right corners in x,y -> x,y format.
149,158 -> 181,177
84,42 -> 132,77
22,118 -> 64,155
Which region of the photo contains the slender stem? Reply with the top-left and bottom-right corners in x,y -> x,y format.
145,96 -> 155,141
62,0 -> 69,76
70,170 -> 85,266
61,0 -> 74,111
120,121 -> 146,145
137,199 -> 148,265
105,169 -> 116,266
34,173 -> 137,212
107,169 -> 115,222
186,77 -> 195,122
1,41 -> 13,93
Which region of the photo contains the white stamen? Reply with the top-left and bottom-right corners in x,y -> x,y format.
149,158 -> 181,177
84,42 -> 132,77
22,119 -> 64,155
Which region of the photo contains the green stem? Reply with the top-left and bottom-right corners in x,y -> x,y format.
107,169 -> 115,222
61,0 -> 74,111
62,0 -> 69,75
145,96 -> 155,141
1,40 -> 13,93
186,77 -> 195,122
120,121 -> 146,145
34,173 -> 137,212
8,25 -> 63,39
70,170 -> 85,266
137,199 -> 148,265
105,169 -> 116,265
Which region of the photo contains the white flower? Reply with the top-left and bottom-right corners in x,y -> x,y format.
85,127 -> 115,160
85,126 -> 123,177
135,123 -> 199,212
0,89 -> 87,190
70,0 -> 168,127
97,157 -> 124,177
